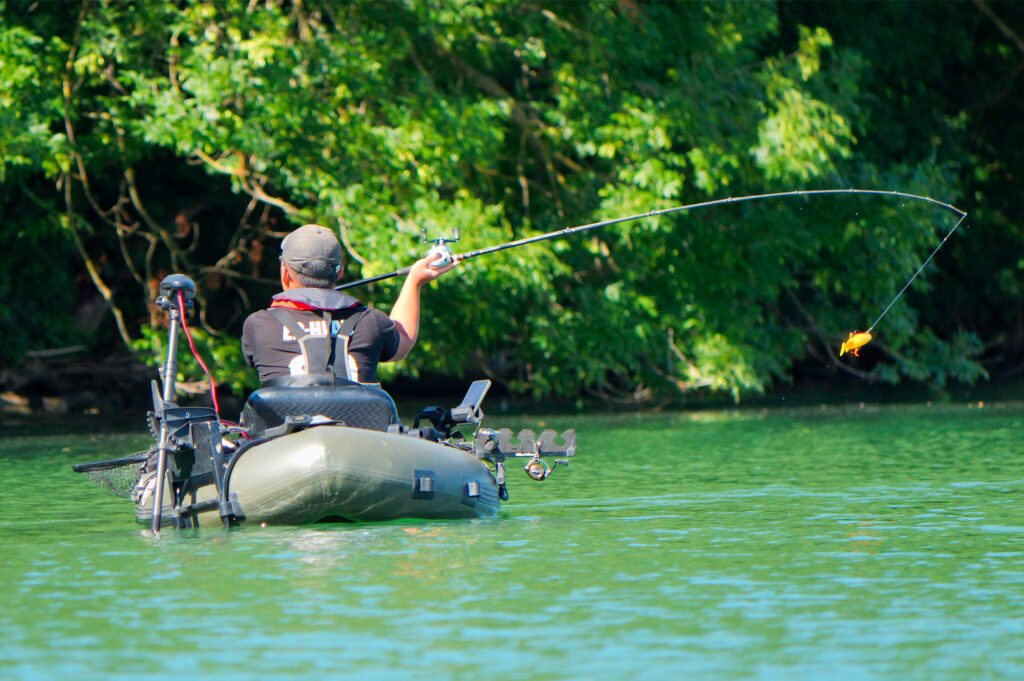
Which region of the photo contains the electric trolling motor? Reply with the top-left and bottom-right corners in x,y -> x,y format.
150,274 -> 197,532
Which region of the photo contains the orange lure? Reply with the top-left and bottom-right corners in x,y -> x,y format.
840,331 -> 873,357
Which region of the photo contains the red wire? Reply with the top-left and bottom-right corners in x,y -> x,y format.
178,291 -> 221,417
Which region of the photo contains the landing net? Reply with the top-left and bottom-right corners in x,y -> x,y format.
72,451 -> 149,498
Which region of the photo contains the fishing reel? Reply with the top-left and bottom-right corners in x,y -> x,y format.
422,228 -> 460,269
524,454 -> 570,481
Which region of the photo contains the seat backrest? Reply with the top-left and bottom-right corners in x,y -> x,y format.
240,384 -> 399,436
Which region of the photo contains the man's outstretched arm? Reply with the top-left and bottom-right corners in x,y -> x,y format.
388,253 -> 457,361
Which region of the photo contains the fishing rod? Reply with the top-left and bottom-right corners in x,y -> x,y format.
335,187 -> 967,359
336,188 -> 965,292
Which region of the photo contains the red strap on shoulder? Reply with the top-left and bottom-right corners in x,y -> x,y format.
270,300 -> 317,311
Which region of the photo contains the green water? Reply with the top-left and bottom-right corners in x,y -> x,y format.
1,402 -> 1022,680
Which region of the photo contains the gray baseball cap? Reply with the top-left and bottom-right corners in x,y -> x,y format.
280,224 -> 343,278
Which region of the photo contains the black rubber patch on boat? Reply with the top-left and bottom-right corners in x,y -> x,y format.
461,475 -> 480,506
412,470 -> 436,500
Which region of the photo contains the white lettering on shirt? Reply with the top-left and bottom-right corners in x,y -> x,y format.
281,319 -> 331,341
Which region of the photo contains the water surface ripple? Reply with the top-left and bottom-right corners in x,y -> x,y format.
1,403 -> 1022,680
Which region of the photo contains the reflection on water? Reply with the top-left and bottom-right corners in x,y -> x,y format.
1,402 -> 1023,680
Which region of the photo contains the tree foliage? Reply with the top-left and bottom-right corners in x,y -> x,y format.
2,0 -> 1018,401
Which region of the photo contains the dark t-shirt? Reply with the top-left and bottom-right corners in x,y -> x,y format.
241,288 -> 401,385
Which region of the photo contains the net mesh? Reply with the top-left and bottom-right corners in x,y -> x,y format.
81,463 -> 145,498
74,450 -> 150,498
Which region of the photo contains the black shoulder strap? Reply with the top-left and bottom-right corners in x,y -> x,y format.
326,307 -> 366,381
336,307 -> 366,338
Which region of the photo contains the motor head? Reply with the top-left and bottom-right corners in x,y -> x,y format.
156,274 -> 196,311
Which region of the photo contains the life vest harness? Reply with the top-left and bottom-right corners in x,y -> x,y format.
266,306 -> 366,387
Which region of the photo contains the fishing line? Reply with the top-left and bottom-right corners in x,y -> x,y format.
866,210 -> 969,333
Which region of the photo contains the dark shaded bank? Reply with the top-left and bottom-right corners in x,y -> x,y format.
1,349 -> 152,418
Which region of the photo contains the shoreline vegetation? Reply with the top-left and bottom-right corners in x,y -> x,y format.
4,2 -> 1022,410
2,345 -> 1014,425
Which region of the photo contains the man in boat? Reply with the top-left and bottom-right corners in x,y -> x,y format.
134,224 -> 448,503
241,224 -> 456,386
